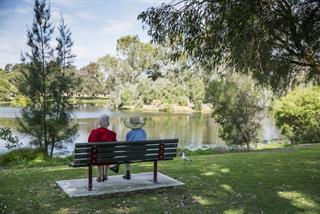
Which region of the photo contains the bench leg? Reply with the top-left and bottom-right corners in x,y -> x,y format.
88,165 -> 93,191
150,161 -> 160,183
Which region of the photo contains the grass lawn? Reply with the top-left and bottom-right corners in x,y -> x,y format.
1,145 -> 320,214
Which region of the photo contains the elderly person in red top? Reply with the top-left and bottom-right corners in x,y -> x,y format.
88,114 -> 117,182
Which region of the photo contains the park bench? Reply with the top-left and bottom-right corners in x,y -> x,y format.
69,138 -> 179,191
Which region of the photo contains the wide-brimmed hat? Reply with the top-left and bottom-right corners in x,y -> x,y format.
124,116 -> 145,129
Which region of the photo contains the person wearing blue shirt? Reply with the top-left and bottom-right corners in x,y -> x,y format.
123,116 -> 147,179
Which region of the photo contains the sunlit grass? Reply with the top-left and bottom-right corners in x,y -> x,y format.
1,145 -> 320,213
278,191 -> 319,210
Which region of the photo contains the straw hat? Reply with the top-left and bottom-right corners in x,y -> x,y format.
124,116 -> 145,129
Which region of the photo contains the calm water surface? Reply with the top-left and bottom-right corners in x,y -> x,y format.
0,105 -> 281,154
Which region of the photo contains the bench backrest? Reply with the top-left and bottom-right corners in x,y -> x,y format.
72,139 -> 179,167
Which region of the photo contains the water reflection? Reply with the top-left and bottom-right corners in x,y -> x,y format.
0,106 -> 281,154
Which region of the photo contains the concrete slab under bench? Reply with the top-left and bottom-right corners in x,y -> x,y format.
56,172 -> 185,197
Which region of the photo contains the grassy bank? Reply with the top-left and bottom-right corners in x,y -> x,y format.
1,145 -> 320,213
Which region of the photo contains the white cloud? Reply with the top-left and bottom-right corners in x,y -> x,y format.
73,45 -> 90,61
0,9 -> 10,17
0,38 -> 26,68
14,7 -> 32,14
22,0 -> 33,4
136,0 -> 172,5
74,11 -> 95,20
51,9 -> 73,25
0,7 -> 31,17
102,20 -> 134,34
51,0 -> 78,7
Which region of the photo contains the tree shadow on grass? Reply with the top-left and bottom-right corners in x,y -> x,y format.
1,149 -> 320,213
165,151 -> 320,213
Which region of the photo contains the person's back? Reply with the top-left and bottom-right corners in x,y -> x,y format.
126,128 -> 146,141
88,115 -> 117,182
123,116 -> 147,180
88,127 -> 116,143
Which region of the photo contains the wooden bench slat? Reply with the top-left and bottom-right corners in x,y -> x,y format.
96,144 -> 177,153
75,148 -> 91,153
73,159 -> 89,165
75,138 -> 178,145
74,140 -> 178,149
70,156 -> 175,167
95,148 -> 177,158
96,153 -> 177,163
74,153 -> 91,159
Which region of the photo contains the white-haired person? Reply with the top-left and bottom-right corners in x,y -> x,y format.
123,116 -> 147,180
88,114 -> 118,182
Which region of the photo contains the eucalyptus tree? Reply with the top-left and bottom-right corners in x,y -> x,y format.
78,62 -> 106,97
139,0 -> 320,92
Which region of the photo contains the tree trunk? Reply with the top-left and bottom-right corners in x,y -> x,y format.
44,143 -> 48,156
50,141 -> 55,157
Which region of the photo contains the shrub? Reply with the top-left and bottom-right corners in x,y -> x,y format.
0,148 -> 43,166
0,148 -> 72,167
273,86 -> 320,144
206,74 -> 265,150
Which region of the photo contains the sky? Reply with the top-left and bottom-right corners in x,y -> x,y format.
0,0 -> 170,69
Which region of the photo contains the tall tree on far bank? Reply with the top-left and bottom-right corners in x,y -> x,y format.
18,0 -> 77,156
138,0 -> 320,92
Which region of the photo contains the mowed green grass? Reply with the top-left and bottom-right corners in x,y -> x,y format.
1,146 -> 320,214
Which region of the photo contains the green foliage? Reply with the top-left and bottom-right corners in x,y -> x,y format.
78,62 -> 106,97
0,71 -> 12,101
0,148 -> 72,167
207,74 -> 265,150
18,0 -> 78,156
0,67 -> 21,101
0,127 -> 21,150
98,35 -> 206,110
273,86 -> 320,144
139,0 -> 320,92
0,148 -> 44,166
2,31 -> 206,110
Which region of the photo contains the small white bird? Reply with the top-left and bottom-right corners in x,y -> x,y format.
181,152 -> 191,161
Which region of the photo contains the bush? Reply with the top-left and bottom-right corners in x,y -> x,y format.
206,74 -> 265,150
0,148 -> 72,167
0,148 -> 42,166
273,86 -> 320,144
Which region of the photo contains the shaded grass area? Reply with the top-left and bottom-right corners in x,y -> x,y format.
1,146 -> 320,213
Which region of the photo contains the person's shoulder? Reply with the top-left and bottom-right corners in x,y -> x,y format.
107,129 -> 117,136
126,129 -> 134,136
90,128 -> 100,133
139,128 -> 146,133
110,130 -> 116,135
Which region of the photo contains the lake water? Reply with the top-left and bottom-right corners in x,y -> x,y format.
0,105 -> 281,154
